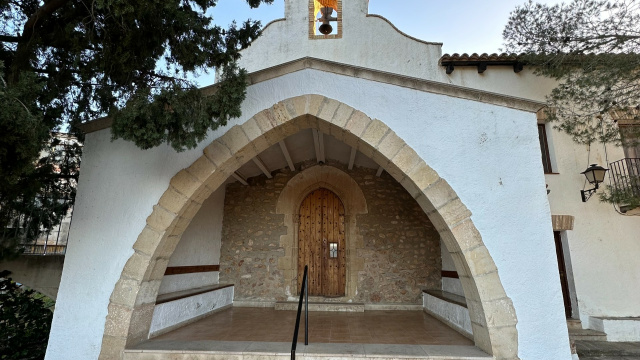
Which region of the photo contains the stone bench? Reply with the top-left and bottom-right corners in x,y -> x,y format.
149,284 -> 234,337
423,290 -> 472,339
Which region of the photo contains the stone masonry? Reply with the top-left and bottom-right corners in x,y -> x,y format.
220,160 -> 441,304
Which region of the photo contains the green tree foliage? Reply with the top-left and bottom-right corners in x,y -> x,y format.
503,0 -> 640,209
0,0 -> 272,259
503,0 -> 640,145
0,271 -> 54,360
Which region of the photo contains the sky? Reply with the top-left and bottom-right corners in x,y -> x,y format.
194,0 -> 563,86
210,0 -> 566,53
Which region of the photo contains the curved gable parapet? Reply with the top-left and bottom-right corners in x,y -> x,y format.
239,1 -> 446,81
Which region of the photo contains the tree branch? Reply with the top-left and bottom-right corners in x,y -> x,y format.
9,0 -> 71,84
0,35 -> 22,43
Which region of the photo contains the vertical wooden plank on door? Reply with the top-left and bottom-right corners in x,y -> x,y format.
320,189 -> 328,295
308,190 -> 316,295
337,196 -> 346,296
323,189 -> 331,296
329,189 -> 338,296
297,188 -> 347,297
297,192 -> 308,293
313,189 -> 323,295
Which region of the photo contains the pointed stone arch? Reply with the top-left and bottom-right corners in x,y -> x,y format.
99,95 -> 519,360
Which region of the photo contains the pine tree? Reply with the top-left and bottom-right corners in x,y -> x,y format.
503,0 -> 640,208
0,0 -> 273,259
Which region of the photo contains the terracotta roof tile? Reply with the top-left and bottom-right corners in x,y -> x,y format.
439,53 -> 526,73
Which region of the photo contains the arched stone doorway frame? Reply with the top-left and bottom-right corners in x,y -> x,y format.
99,95 -> 519,360
275,165 -> 368,300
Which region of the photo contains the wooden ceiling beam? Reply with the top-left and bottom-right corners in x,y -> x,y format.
278,140 -> 296,171
348,147 -> 357,170
232,172 -> 248,186
252,156 -> 272,179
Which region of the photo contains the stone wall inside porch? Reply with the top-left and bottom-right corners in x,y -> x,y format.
219,161 -> 441,304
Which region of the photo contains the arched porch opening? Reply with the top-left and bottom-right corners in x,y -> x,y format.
99,95 -> 519,360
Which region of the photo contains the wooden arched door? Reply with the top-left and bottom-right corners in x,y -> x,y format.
298,188 -> 346,296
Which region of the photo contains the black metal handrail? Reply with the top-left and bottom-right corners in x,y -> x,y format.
291,265 -> 309,360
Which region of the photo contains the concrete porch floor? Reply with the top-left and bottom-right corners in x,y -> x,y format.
125,308 -> 489,360
151,307 -> 474,345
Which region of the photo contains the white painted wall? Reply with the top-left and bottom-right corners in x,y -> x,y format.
440,239 -> 465,298
544,128 -> 640,324
47,68 -> 573,360
158,187 -> 225,295
590,317 -> 640,341
47,2 -> 639,358
239,0 -> 558,103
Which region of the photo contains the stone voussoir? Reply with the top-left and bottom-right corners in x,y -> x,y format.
241,117 -> 263,142
157,186 -> 190,215
344,110 -> 372,138
331,103 -> 355,128
121,250 -> 153,282
391,144 -> 421,175
253,108 -> 278,133
104,303 -> 134,338
432,197 -> 472,230
148,257 -> 170,281
219,125 -> 251,155
307,95 -> 327,118
360,119 -> 390,148
488,324 -> 519,360
464,245 -> 499,277
180,200 -> 203,221
475,271 -> 509,302
169,169 -> 203,199
423,179 -> 458,211
483,297 -> 518,328
98,335 -> 127,360
272,101 -> 293,126
376,130 -> 404,160
135,280 -> 162,307
146,205 -> 178,233
154,235 -> 182,259
407,160 -> 440,192
203,140 -> 233,168
317,98 -> 341,122
451,219 -> 485,253
185,156 -> 218,183
109,278 -> 141,308
283,95 -> 308,119
133,226 -> 164,257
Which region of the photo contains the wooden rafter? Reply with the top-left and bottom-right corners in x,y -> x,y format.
348,147 -> 357,170
279,141 -> 295,171
232,172 -> 248,185
252,156 -> 272,179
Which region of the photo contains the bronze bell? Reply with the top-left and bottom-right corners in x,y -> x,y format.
318,6 -> 337,35
319,23 -> 333,35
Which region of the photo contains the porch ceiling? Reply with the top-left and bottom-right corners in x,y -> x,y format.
231,128 -> 379,183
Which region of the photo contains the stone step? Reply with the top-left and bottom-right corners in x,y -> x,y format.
275,301 -> 365,312
124,341 -> 491,360
566,318 -> 583,330
569,328 -> 608,342
575,340 -> 640,358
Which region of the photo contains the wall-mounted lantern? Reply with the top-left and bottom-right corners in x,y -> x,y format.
580,164 -> 609,202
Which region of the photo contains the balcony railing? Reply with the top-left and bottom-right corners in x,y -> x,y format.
608,158 -> 640,211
